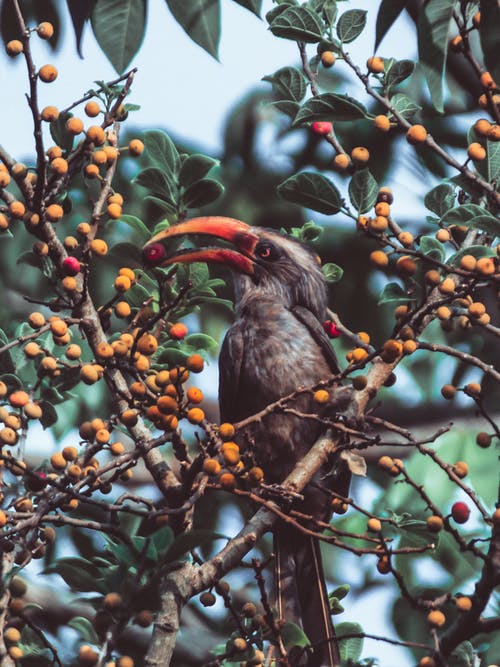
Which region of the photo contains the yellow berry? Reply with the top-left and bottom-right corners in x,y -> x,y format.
38,64 -> 58,82
366,56 -> 384,73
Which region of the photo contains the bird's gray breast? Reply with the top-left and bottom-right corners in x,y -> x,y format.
219,299 -> 333,481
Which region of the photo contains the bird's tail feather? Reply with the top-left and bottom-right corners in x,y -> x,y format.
275,524 -> 339,667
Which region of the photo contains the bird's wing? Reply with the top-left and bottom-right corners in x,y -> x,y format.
218,323 -> 244,422
291,305 -> 341,376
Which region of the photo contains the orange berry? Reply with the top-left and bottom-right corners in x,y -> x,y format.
86,125 -> 106,145
0,427 -> 18,445
45,203 -> 64,222
366,56 -> 384,73
406,124 -> 428,144
38,64 -> 58,82
103,146 -> 119,163
487,124 -> 500,141
396,255 -> 416,276
9,390 -> 30,408
0,172 -> 10,187
248,466 -> 264,484
187,407 -> 205,424
84,164 -> 100,179
374,115 -> 391,131
93,150 -> 107,165
80,365 -> 99,385
474,118 -> 491,137
78,645 -> 99,666
77,222 -> 91,235
367,517 -> 382,532
439,277 -> 455,294
9,200 -> 26,218
320,51 -> 336,67
84,101 -> 101,117
464,382 -> 481,397
90,239 -> 108,256
480,71 -> 495,89
6,39 -> 23,56
24,341 -> 41,358
51,157 -> 69,175
136,333 -> 158,355
66,117 -> 84,135
169,322 -> 188,340
375,201 -> 390,217
41,105 -> 59,122
472,11 -> 481,28
476,257 -> 495,275
427,610 -> 446,628
37,22 -> 54,39
368,215 -> 388,232
115,301 -> 131,318
449,35 -> 463,52
370,250 -> 389,267
333,153 -> 351,171
220,472 -> 236,490
455,596 -> 472,612
186,353 -> 204,372
128,139 -> 144,156
203,458 -> 221,475
378,455 -> 394,471
187,387 -> 203,404
467,142 -> 486,161
313,389 -> 329,403
120,409 -> 138,426
452,461 -> 468,478
50,451 -> 67,470
107,203 -> 122,219
114,275 -> 131,292
398,231 -> 414,246
351,146 -> 370,164
426,515 -> 443,532
156,395 -> 178,415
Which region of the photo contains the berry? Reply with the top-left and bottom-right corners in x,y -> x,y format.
366,56 -> 384,73
321,51 -> 336,67
66,117 -> 84,135
200,591 -> 216,606
323,320 -> 340,338
374,115 -> 391,131
311,121 -> 332,135
107,203 -> 122,219
38,64 -> 58,82
351,146 -> 370,164
313,389 -> 329,404
6,40 -> 23,56
467,142 -> 486,161
128,139 -> 144,156
427,610 -> 446,627
85,101 -> 101,117
476,431 -> 492,448
220,472 -> 236,490
186,353 -> 204,372
115,301 -> 131,318
426,515 -> 443,533
37,22 -> 54,39
333,153 -> 351,171
90,239 -> 108,256
203,458 -> 221,475
367,518 -> 382,532
169,322 -> 188,340
86,125 -> 106,145
480,71 -> 495,89
456,596 -> 472,612
451,501 -> 470,524
406,124 -> 428,144
370,250 -> 389,268
187,387 -> 203,404
452,461 -> 468,479
219,422 -> 235,440
41,105 -> 59,122
187,407 -> 205,424
62,256 -> 81,276
104,592 -> 122,610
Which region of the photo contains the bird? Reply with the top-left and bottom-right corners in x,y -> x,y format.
143,217 -> 350,667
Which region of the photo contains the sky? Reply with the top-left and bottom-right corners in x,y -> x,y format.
0,2 -> 421,664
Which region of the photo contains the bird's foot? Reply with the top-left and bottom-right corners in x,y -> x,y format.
259,483 -> 304,508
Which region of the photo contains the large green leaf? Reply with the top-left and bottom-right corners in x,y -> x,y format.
378,282 -> 412,305
262,66 -> 307,102
375,0 -> 406,50
348,168 -> 378,213
277,172 -> 342,215
336,622 -> 364,663
182,178 -> 224,208
143,129 -> 180,177
440,204 -> 500,236
417,0 -> 455,112
419,235 -> 445,262
336,9 -> 367,43
114,214 -> 150,244
389,92 -> 421,119
487,139 -> 500,183
91,0 -> 146,73
293,93 -> 368,126
179,154 -> 219,188
269,5 -> 324,43
231,0 -> 261,16
479,0 -> 500,84
165,0 -> 221,58
385,59 -> 415,89
134,167 -> 177,202
424,183 -> 455,216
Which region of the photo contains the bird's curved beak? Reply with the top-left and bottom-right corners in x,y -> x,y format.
142,216 -> 259,275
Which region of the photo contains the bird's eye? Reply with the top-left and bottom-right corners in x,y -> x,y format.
255,242 -> 279,261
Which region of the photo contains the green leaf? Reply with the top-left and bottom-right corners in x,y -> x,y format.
269,100 -> 301,117
378,282 -> 411,305
90,0 -> 146,73
165,0 -> 221,58
143,129 -> 180,177
417,0 -> 455,112
419,235 -> 445,262
336,622 -> 364,662
262,66 -> 307,102
42,557 -> 104,593
449,641 -> 475,667
336,9 -> 367,43
146,195 -> 178,216
329,597 -> 345,614
385,59 -> 415,88
287,220 -> 323,242
231,0 -> 261,16
348,168 -> 378,213
440,204 -> 500,236
50,111 -> 74,152
375,0 -> 406,50
479,0 -> 500,85
277,172 -> 342,215
152,219 -> 171,236
164,529 -> 225,562
115,214 -> 150,244
182,178 -> 225,208
448,244 -> 496,267
331,583 -> 350,600
293,93 -> 368,126
389,92 -> 421,119
179,154 -> 219,189
39,401 -> 58,429
68,617 -> 99,644
134,167 -> 178,205
424,184 -> 455,216
185,333 -> 218,350
269,5 -> 324,43
322,262 -> 343,283
280,622 -> 310,650
487,139 -> 500,183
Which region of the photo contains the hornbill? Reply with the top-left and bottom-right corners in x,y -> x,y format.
143,217 -> 350,667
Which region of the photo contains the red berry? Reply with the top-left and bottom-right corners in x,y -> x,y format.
143,243 -> 167,267
169,322 -> 188,340
311,121 -> 333,135
323,320 -> 341,338
451,501 -> 470,524
62,256 -> 81,276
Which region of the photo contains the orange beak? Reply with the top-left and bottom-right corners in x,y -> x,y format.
142,216 -> 260,275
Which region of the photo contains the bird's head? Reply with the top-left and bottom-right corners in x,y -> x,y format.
142,216 -> 328,317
